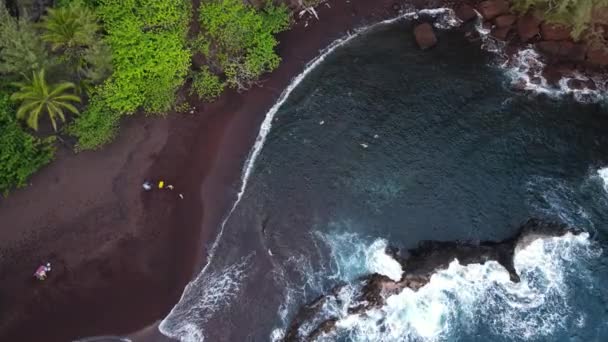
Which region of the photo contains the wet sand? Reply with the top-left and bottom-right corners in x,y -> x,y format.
0,1 -> 412,340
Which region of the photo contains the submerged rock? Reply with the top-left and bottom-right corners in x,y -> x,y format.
282,219 -> 575,342
414,22 -> 437,50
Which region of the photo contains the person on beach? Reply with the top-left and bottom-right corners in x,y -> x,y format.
34,262 -> 51,281
158,180 -> 175,190
142,181 -> 153,191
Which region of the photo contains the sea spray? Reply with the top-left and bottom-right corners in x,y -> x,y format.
291,232 -> 598,342
597,167 -> 608,192
503,49 -> 607,103
471,13 -> 608,102
159,8 -> 459,341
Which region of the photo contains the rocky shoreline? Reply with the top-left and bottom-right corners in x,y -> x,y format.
409,0 -> 608,97
283,219 -> 577,342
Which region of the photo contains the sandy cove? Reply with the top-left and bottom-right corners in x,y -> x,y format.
0,0 -> 405,340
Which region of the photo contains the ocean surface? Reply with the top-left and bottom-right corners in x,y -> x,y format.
160,13 -> 608,342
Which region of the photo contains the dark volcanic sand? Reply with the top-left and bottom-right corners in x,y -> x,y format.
0,0 -> 410,340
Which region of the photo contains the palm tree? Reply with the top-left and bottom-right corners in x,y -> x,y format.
39,3 -> 99,52
11,69 -> 81,131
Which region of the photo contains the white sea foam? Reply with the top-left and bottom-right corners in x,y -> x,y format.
597,167 -> 608,192
314,232 -> 597,342
158,254 -> 253,342
318,231 -> 403,282
161,8 -> 457,341
503,49 -> 607,103
470,10 -> 607,102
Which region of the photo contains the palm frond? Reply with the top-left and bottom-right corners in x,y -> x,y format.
10,69 -> 81,131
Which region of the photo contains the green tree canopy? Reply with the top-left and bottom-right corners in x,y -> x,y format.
11,69 -> 81,131
512,0 -> 608,39
95,0 -> 192,113
0,4 -> 51,78
40,3 -> 100,52
198,0 -> 290,91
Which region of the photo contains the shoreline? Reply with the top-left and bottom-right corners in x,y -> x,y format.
0,0 -> 406,341
1,0 -> 605,341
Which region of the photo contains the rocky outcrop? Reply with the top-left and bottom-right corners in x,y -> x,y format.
478,0 -> 510,20
491,26 -> 511,41
455,3 -> 477,22
414,22 -> 437,50
283,219 -> 575,342
495,15 -> 517,28
517,13 -> 542,42
537,41 -> 587,62
586,43 -> 608,67
540,22 -> 572,41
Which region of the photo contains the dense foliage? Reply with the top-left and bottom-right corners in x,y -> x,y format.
94,0 -> 191,114
198,0 -> 290,91
512,0 -> 608,39
40,2 -> 111,89
190,67 -> 225,102
68,97 -> 119,150
11,69 -> 81,131
0,5 -> 51,79
0,0 -> 293,193
0,93 -> 55,196
69,0 -> 192,149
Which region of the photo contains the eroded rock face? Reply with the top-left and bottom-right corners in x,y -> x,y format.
540,22 -> 572,41
491,26 -> 511,41
537,40 -> 587,62
283,219 -> 574,342
478,0 -> 510,20
414,22 -> 438,50
517,13 -> 542,42
495,15 -> 517,29
586,43 -> 608,67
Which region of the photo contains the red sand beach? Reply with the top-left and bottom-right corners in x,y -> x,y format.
0,0 -> 407,341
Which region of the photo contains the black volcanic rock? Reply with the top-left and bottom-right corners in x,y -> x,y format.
282,219 -> 575,342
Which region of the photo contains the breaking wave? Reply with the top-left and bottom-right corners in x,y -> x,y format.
503,49 -> 607,103
272,231 -> 598,342
158,254 -> 253,342
321,232 -> 597,342
471,11 -> 607,103
160,7 -> 458,342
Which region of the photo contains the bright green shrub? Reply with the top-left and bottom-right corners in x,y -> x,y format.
198,0 -> 290,91
68,93 -> 120,150
0,93 -> 55,196
97,0 -> 191,114
71,0 -> 192,150
190,67 -> 225,102
512,0 -> 608,39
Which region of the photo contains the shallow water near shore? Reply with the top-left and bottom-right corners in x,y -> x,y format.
160,18 -> 608,342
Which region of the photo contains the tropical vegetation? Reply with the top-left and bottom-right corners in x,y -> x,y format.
0,93 -> 55,196
197,0 -> 290,91
0,0 -> 292,194
512,0 -> 608,39
11,69 -> 80,132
